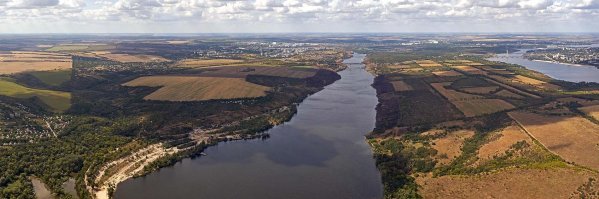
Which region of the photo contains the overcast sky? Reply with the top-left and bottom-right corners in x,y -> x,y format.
0,0 -> 598,33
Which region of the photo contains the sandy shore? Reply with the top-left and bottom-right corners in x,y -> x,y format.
86,143 -> 181,199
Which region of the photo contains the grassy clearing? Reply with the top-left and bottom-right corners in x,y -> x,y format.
123,76 -> 271,101
29,70 -> 72,86
0,78 -> 71,112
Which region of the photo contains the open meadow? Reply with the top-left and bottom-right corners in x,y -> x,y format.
123,76 -> 271,101
0,77 -> 71,112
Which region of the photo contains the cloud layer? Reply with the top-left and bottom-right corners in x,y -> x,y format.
1,0 -> 598,33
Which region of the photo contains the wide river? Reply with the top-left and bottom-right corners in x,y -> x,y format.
114,54 -> 384,199
487,49 -> 599,83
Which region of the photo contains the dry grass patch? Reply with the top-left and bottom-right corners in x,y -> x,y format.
513,75 -> 561,90
431,130 -> 475,165
451,65 -> 487,75
432,70 -> 462,77
390,81 -> 413,92
418,168 -> 599,199
431,82 -> 482,101
178,59 -> 246,68
453,99 -> 515,117
580,105 -> 599,120
477,124 -> 532,162
509,111 -> 599,170
0,51 -> 71,74
123,76 -> 270,101
461,86 -> 499,94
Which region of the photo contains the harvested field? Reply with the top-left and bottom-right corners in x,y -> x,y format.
418,168 -> 599,199
461,86 -> 499,94
386,65 -> 412,69
557,97 -> 599,106
390,81 -> 412,91
580,105 -> 599,120
484,77 -> 540,98
477,124 -> 531,161
199,66 -> 317,79
432,70 -> 462,77
430,82 -> 482,101
431,130 -> 475,165
123,76 -> 271,101
415,60 -> 443,67
508,111 -> 599,170
0,51 -> 72,74
178,59 -> 245,68
494,89 -> 524,99
451,65 -> 487,75
513,75 -> 561,90
98,53 -> 169,63
0,78 -> 71,112
453,99 -> 515,117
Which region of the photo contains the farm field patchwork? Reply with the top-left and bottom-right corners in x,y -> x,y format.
0,78 -> 71,112
0,51 -> 72,74
452,99 -> 515,117
508,111 -> 599,170
97,53 -> 169,63
451,65 -> 487,75
430,82 -> 482,101
123,76 -> 271,101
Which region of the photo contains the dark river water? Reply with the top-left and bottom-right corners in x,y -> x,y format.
114,54 -> 384,199
487,49 -> 599,83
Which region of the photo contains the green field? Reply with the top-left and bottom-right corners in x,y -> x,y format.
0,78 -> 71,112
29,70 -> 72,86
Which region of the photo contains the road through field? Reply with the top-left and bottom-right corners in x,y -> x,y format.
114,54 -> 384,199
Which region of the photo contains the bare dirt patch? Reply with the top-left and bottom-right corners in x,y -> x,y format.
494,89 -> 524,99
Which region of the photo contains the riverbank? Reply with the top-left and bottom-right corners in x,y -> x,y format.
113,54 -> 383,199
